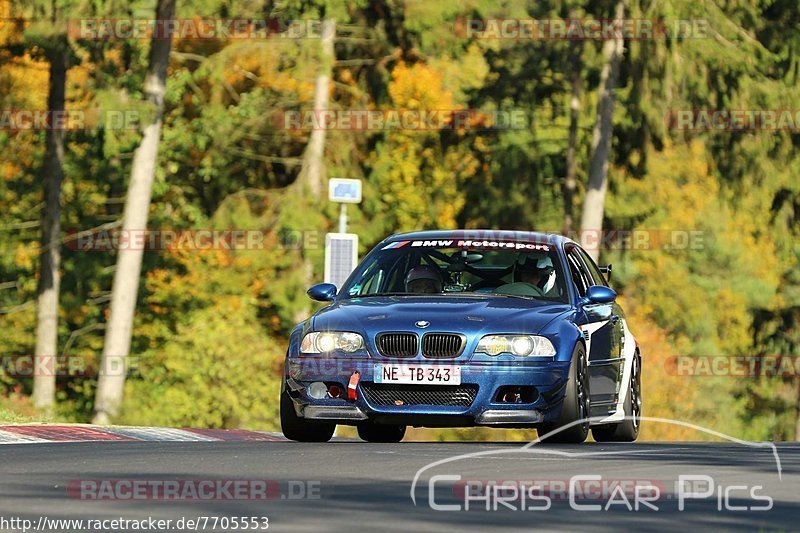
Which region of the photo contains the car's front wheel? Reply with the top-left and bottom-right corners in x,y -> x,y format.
357,422 -> 406,443
592,351 -> 641,442
538,343 -> 590,443
280,389 -> 335,442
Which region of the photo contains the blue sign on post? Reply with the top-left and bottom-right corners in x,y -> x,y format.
328,178 -> 362,204
327,179 -> 361,274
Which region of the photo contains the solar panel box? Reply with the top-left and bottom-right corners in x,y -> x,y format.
324,233 -> 359,289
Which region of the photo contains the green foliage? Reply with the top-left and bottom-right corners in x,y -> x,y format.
122,280 -> 282,429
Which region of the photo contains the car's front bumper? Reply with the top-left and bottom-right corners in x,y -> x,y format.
285,356 -> 571,427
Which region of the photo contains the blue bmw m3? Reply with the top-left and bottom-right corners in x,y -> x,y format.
280,230 -> 642,443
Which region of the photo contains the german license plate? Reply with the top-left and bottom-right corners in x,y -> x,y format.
373,364 -> 461,385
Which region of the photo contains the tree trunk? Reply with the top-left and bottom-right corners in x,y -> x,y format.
93,0 -> 176,424
563,15 -> 582,235
301,18 -> 336,198
292,19 -> 336,325
32,44 -> 68,411
579,0 -> 625,262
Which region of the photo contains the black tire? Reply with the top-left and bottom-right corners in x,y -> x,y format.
357,422 -> 406,443
280,389 -> 335,442
592,352 -> 641,442
538,343 -> 590,443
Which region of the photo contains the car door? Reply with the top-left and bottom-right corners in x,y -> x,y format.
565,245 -> 620,416
575,246 -> 624,353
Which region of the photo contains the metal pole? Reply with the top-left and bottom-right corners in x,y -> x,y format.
338,203 -> 347,233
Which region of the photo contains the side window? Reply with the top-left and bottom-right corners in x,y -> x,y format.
384,253 -> 411,292
349,253 -> 407,295
576,248 -> 608,287
565,248 -> 591,297
362,270 -> 384,294
350,262 -> 383,295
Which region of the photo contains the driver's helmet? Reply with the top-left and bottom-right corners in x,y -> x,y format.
515,253 -> 556,292
405,265 -> 444,294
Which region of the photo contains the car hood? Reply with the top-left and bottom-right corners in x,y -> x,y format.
311,295 -> 571,336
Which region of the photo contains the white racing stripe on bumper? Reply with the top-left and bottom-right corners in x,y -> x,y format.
594,318 -> 637,424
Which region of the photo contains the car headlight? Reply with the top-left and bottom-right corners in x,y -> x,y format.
300,332 -> 365,354
475,335 -> 556,357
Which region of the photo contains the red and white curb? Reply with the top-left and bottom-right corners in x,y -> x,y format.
0,424 -> 286,444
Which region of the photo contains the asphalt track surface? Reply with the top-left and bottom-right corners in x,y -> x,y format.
1,440 -> 798,532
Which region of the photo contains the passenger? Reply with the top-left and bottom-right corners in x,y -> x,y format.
495,254 -> 555,297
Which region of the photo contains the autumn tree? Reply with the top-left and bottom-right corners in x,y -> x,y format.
579,0 -> 625,262
16,0 -> 74,410
93,0 -> 177,424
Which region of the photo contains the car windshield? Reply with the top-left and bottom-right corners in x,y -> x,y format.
339,239 -> 568,303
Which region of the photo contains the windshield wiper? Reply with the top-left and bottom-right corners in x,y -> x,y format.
352,292 -> 479,298
350,292 -> 412,297
353,291 -> 530,299
488,293 -> 537,300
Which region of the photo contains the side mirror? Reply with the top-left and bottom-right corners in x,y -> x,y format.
599,264 -> 612,281
307,283 -> 337,302
586,285 -> 616,304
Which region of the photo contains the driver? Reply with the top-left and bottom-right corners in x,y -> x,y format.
405,265 -> 444,294
495,253 -> 555,297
